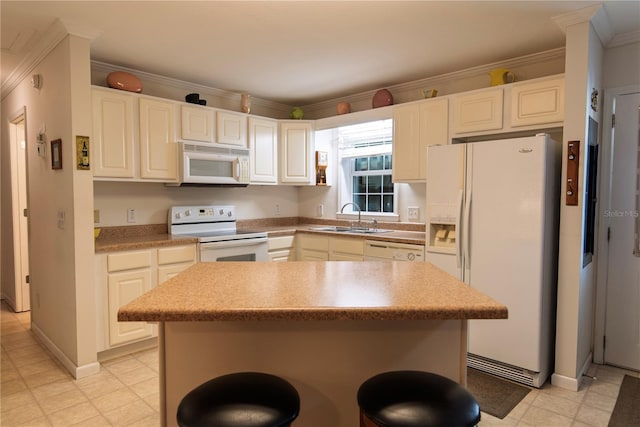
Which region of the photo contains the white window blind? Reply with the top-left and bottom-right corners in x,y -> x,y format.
338,119 -> 393,158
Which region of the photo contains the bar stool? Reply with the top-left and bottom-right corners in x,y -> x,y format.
177,372 -> 300,427
357,370 -> 480,427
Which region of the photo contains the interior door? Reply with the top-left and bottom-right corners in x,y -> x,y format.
604,92 -> 640,371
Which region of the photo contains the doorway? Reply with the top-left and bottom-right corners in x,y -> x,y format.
6,110 -> 30,312
595,87 -> 640,372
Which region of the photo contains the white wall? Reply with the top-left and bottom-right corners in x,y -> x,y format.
1,34 -> 97,376
552,20 -> 603,391
603,41 -> 640,89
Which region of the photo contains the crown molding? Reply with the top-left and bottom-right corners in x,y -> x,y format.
552,3 -> 615,46
1,19 -> 68,100
608,30 -> 640,48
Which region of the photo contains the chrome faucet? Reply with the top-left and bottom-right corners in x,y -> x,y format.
340,202 -> 362,229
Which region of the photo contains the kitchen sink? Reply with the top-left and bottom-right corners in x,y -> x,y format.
309,226 -> 392,234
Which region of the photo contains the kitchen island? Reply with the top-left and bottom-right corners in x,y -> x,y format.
119,261 -> 507,427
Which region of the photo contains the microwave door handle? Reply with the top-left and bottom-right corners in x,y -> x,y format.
235,159 -> 240,180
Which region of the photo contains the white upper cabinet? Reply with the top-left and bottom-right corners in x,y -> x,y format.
138,98 -> 178,181
248,117 -> 278,184
181,104 -> 215,142
393,98 -> 449,182
217,110 -> 248,147
279,121 -> 314,184
510,77 -> 564,127
452,88 -> 504,134
92,88 -> 135,178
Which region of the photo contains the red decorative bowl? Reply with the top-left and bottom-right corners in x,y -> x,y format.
106,71 -> 143,93
372,89 -> 393,108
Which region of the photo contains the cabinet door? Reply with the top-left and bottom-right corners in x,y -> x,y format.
299,249 -> 329,261
217,111 -> 248,147
181,105 -> 215,142
297,234 -> 328,259
279,121 -> 313,184
452,88 -> 503,134
330,237 -> 364,261
139,98 -> 178,180
92,89 -> 135,178
510,78 -> 564,127
248,117 -> 278,184
392,103 -> 420,182
107,269 -> 153,346
393,99 -> 449,182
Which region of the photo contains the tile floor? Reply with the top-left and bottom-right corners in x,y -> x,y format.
1,301 -> 638,426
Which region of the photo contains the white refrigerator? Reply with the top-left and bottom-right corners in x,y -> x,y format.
425,134 -> 560,387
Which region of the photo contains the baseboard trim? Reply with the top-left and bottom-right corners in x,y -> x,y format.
31,322 -> 101,379
551,373 -> 580,391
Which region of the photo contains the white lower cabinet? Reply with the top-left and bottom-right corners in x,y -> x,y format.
96,244 -> 196,352
329,237 -> 364,261
297,234 -> 329,261
268,235 -> 296,261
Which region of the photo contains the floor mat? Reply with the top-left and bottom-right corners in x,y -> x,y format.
466,367 -> 531,419
608,375 -> 640,427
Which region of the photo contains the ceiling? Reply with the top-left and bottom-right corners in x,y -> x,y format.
2,1 -> 639,105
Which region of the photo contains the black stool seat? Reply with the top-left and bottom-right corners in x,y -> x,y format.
357,371 -> 480,427
177,372 -> 300,427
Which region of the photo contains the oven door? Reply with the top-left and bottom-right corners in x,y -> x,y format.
199,238 -> 269,262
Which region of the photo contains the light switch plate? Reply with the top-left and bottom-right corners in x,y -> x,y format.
408,206 -> 420,220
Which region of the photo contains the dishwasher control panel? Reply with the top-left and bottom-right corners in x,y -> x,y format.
364,240 -> 425,262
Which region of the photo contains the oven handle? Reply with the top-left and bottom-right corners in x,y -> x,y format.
199,237 -> 268,249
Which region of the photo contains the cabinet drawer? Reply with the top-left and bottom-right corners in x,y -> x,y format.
107,250 -> 152,272
158,245 -> 196,265
268,236 -> 295,251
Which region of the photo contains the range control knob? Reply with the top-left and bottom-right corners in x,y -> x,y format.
185,210 -> 191,217
175,212 -> 182,219
227,211 -> 233,217
408,253 -> 416,261
219,209 -> 224,216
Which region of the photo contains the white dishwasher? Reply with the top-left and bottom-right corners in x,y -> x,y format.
364,240 -> 425,262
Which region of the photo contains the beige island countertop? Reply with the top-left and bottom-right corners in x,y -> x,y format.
118,261 -> 507,427
118,261 -> 507,322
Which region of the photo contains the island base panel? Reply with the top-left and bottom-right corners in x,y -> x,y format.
161,320 -> 467,427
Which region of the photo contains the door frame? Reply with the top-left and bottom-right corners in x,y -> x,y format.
593,84 -> 640,364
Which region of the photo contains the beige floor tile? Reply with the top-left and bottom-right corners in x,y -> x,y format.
103,357 -> 146,378
76,375 -> 126,400
1,401 -> 45,426
536,382 -> 587,404
91,387 -> 141,413
117,364 -> 158,387
15,358 -> 62,377
574,403 -> 612,427
1,379 -> 28,396
15,416 -> 52,427
1,389 -> 37,412
142,392 -> 160,412
47,401 -> 100,427
587,379 -> 621,399
582,389 -> 617,413
519,406 -> 574,427
102,400 -> 156,426
531,392 -> 581,418
22,367 -> 71,389
39,388 -> 89,415
30,379 -> 78,401
68,414 -> 112,427
125,412 -> 160,427
129,376 -> 159,398
478,413 -> 518,426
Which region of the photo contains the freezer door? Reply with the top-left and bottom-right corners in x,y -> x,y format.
467,136 -> 552,372
425,144 -> 465,279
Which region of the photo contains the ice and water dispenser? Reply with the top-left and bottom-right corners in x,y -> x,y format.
427,201 -> 458,254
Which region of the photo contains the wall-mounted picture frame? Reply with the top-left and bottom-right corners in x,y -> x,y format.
51,139 -> 62,170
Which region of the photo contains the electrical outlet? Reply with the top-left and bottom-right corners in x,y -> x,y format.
127,208 -> 136,223
317,204 -> 324,217
94,209 -> 100,224
57,210 -> 65,229
275,204 -> 281,216
408,206 -> 420,220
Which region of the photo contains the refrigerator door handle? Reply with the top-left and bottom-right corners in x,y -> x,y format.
456,189 -> 463,268
464,189 -> 472,267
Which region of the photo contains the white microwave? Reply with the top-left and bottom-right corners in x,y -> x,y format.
171,142 -> 250,186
